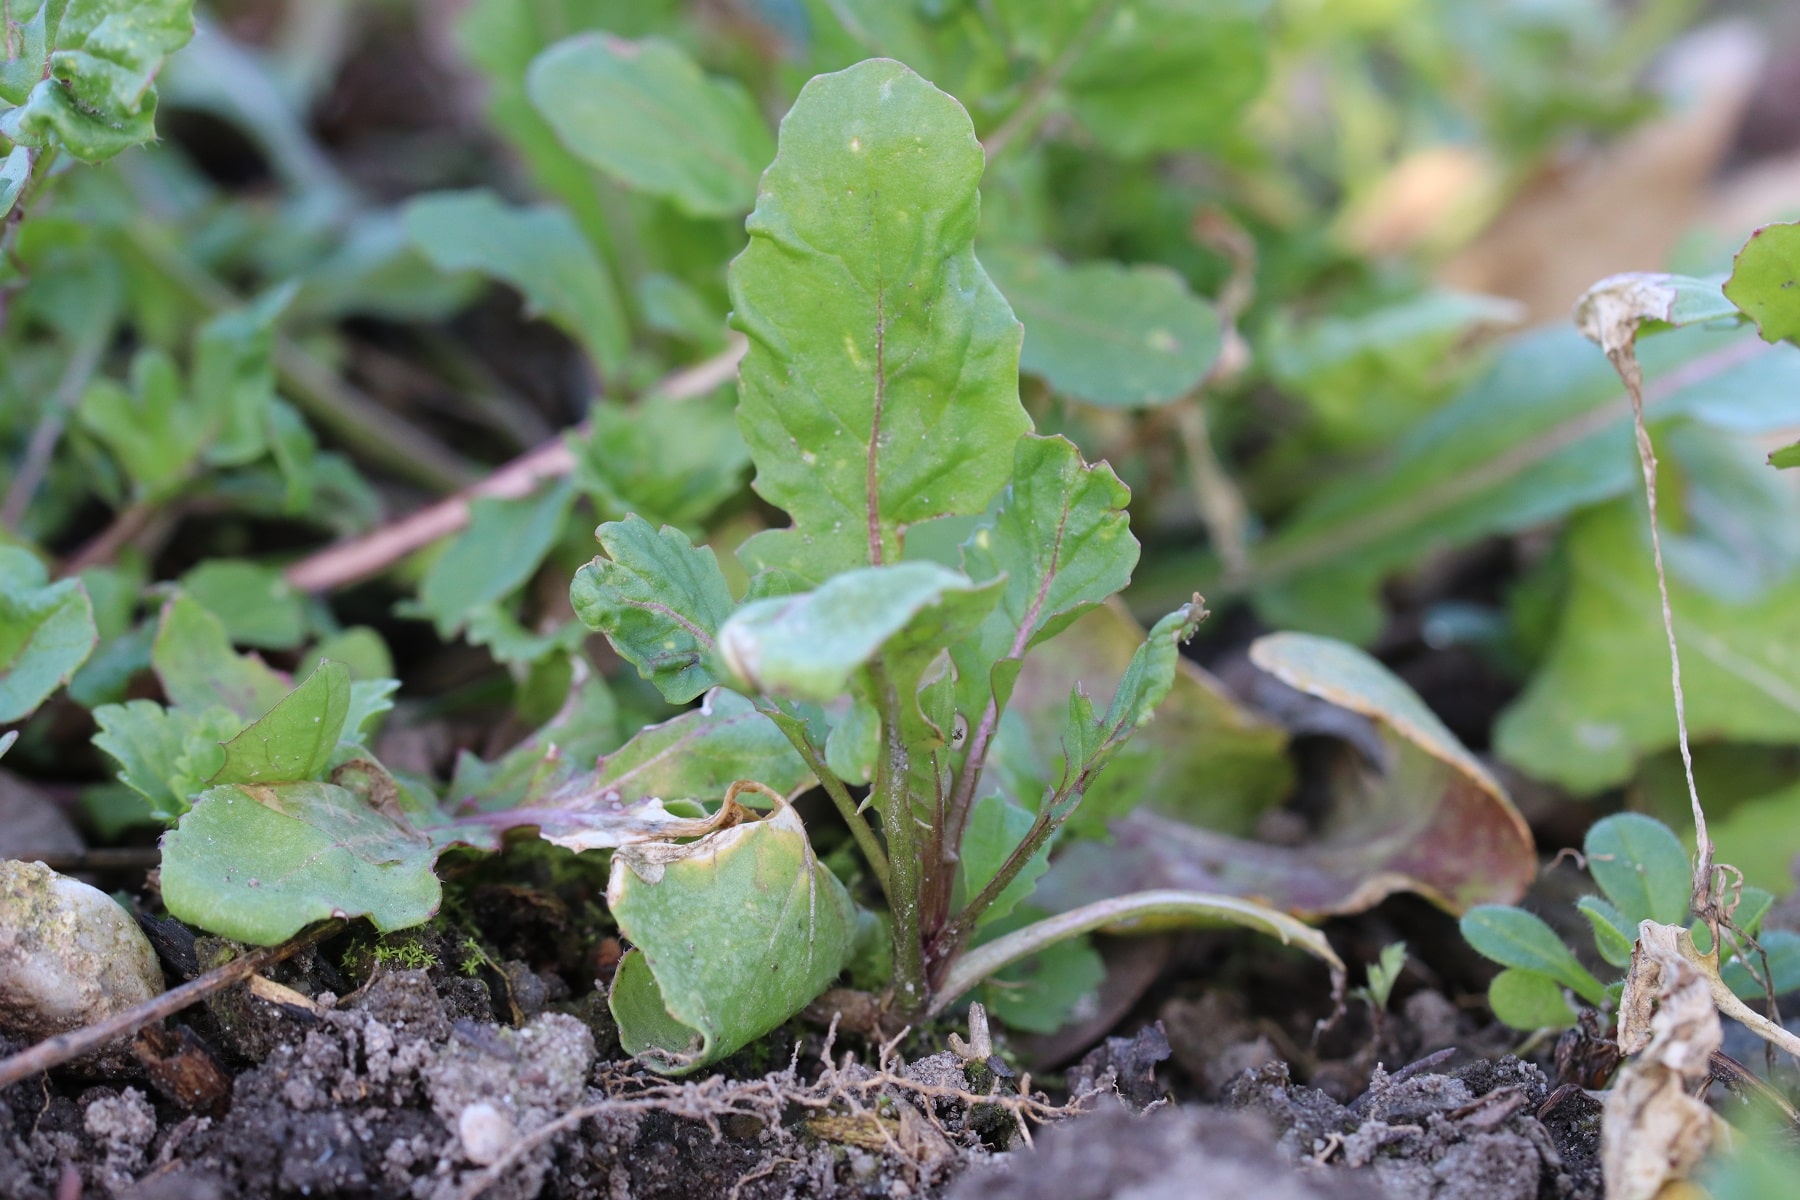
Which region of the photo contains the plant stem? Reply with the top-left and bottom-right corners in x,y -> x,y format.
931,889 -> 1345,1016
0,919 -> 344,1090
763,702 -> 892,896
121,220 -> 478,493
0,323 -> 106,532
869,660 -> 927,1014
981,0 -> 1120,165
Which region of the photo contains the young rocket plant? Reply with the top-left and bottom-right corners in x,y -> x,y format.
569,58 -> 1337,1070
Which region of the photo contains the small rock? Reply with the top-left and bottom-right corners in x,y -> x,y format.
0,861 -> 163,1064
457,1100 -> 517,1165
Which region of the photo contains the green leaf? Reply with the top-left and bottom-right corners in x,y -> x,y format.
1725,222 -> 1800,347
90,700 -> 241,821
179,560 -> 307,650
1074,603 -> 1209,775
209,662 -> 352,787
1487,968 -> 1578,1031
151,594 -> 289,720
1461,905 -> 1606,1006
0,547 -> 97,722
716,561 -> 1001,703
994,602 -> 1292,839
160,781 -> 442,944
416,481 -> 573,640
0,146 -> 29,219
1576,895 -> 1636,969
1496,500 -> 1800,793
729,58 -> 1030,582
1723,930 -> 1800,999
961,436 -> 1136,671
979,921 -> 1104,1034
1771,440 -> 1800,470
78,350 -> 206,501
527,35 -> 773,219
983,250 -> 1220,407
0,0 -> 195,163
1264,290 -> 1522,447
958,793 -> 1048,928
1215,325 -> 1800,643
1039,630 -> 1536,919
999,0 -> 1268,158
1584,813 -> 1691,928
403,189 -> 627,375
584,689 -> 812,807
568,387 -> 749,532
607,802 -> 856,1073
194,283 -> 294,468
571,515 -> 736,705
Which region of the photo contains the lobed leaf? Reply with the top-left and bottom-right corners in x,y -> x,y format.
0,547 -> 97,723
0,0 -> 196,163
984,250 -> 1220,407
729,58 -> 1030,582
571,515 -> 736,704
528,35 -> 773,219
91,700 -> 240,821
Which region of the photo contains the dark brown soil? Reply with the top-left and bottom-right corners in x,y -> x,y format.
0,927 -> 1608,1200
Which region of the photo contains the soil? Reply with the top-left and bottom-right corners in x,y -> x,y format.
0,906 -> 1613,1200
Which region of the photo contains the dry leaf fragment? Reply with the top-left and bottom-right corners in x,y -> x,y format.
1603,922 -> 1721,1200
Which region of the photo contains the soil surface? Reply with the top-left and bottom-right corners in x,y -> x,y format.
0,914 -> 1609,1200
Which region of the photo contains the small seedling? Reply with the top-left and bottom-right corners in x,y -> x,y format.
1354,941 -> 1407,1016
1462,813 -> 1800,1032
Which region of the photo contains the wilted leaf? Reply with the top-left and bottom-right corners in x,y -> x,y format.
415,481 -> 573,639
978,914 -> 1104,1034
730,58 -> 1030,582
1040,631 -> 1534,918
0,0 -> 195,162
718,561 -> 1001,703
528,35 -> 773,219
1496,501 -> 1800,794
1724,221 -> 1800,347
571,515 -> 736,704
403,190 -> 627,375
160,781 -> 442,944
209,661 -> 351,787
984,250 -> 1220,407
607,801 -> 856,1073
0,547 -> 97,722
151,594 -> 288,720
